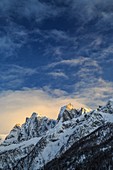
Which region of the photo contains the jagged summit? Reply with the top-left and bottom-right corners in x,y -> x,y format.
97,98 -> 113,114
66,103 -> 74,110
57,103 -> 74,122
14,124 -> 21,128
57,103 -> 90,122
106,98 -> 113,109
3,124 -> 21,145
31,112 -> 38,117
3,112 -> 56,145
0,99 -> 113,170
79,107 -> 91,114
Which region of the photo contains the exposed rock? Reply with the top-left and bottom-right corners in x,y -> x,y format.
2,112 -> 56,145
0,100 -> 113,170
97,99 -> 113,114
57,103 -> 90,122
3,124 -> 21,145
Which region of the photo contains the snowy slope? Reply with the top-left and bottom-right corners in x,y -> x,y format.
0,101 -> 113,169
0,137 -> 41,153
0,137 -> 41,169
44,123 -> 113,170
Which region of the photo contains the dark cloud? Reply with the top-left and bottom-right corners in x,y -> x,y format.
37,0 -> 113,23
0,0 -> 60,22
0,0 -> 113,23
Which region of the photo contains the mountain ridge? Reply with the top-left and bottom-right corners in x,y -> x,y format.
0,100 -> 113,169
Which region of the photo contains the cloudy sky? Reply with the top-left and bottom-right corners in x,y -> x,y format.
0,0 -> 113,134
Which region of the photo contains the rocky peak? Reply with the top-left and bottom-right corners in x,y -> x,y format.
14,124 -> 21,128
31,112 -> 38,118
19,113 -> 57,142
3,112 -> 56,145
3,124 -> 21,145
97,99 -> 113,114
106,99 -> 113,109
0,99 -> 113,170
79,107 -> 91,114
58,103 -> 80,122
57,103 -> 90,122
66,103 -> 74,110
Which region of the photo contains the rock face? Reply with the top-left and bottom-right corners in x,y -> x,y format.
3,113 -> 56,145
3,124 -> 21,145
97,99 -> 113,114
0,101 -> 113,170
57,103 -> 90,122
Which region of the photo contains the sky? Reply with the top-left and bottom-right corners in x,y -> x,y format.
0,0 -> 113,134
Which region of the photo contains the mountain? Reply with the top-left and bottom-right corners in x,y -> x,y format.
3,112 -> 56,145
0,100 -> 113,170
44,122 -> 113,170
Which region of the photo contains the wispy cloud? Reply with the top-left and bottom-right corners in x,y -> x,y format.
47,57 -> 101,69
61,0 -> 113,23
74,78 -> 113,108
47,29 -> 73,42
44,56 -> 113,109
0,65 -> 38,89
47,58 -> 84,68
62,58 -> 111,108
48,71 -> 68,79
0,22 -> 28,58
0,36 -> 18,57
0,0 -> 61,22
1,0 -> 113,60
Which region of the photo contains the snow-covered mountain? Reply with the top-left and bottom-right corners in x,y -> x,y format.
3,112 -> 56,146
0,100 -> 113,169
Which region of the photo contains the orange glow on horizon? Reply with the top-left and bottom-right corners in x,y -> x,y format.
0,89 -> 88,134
